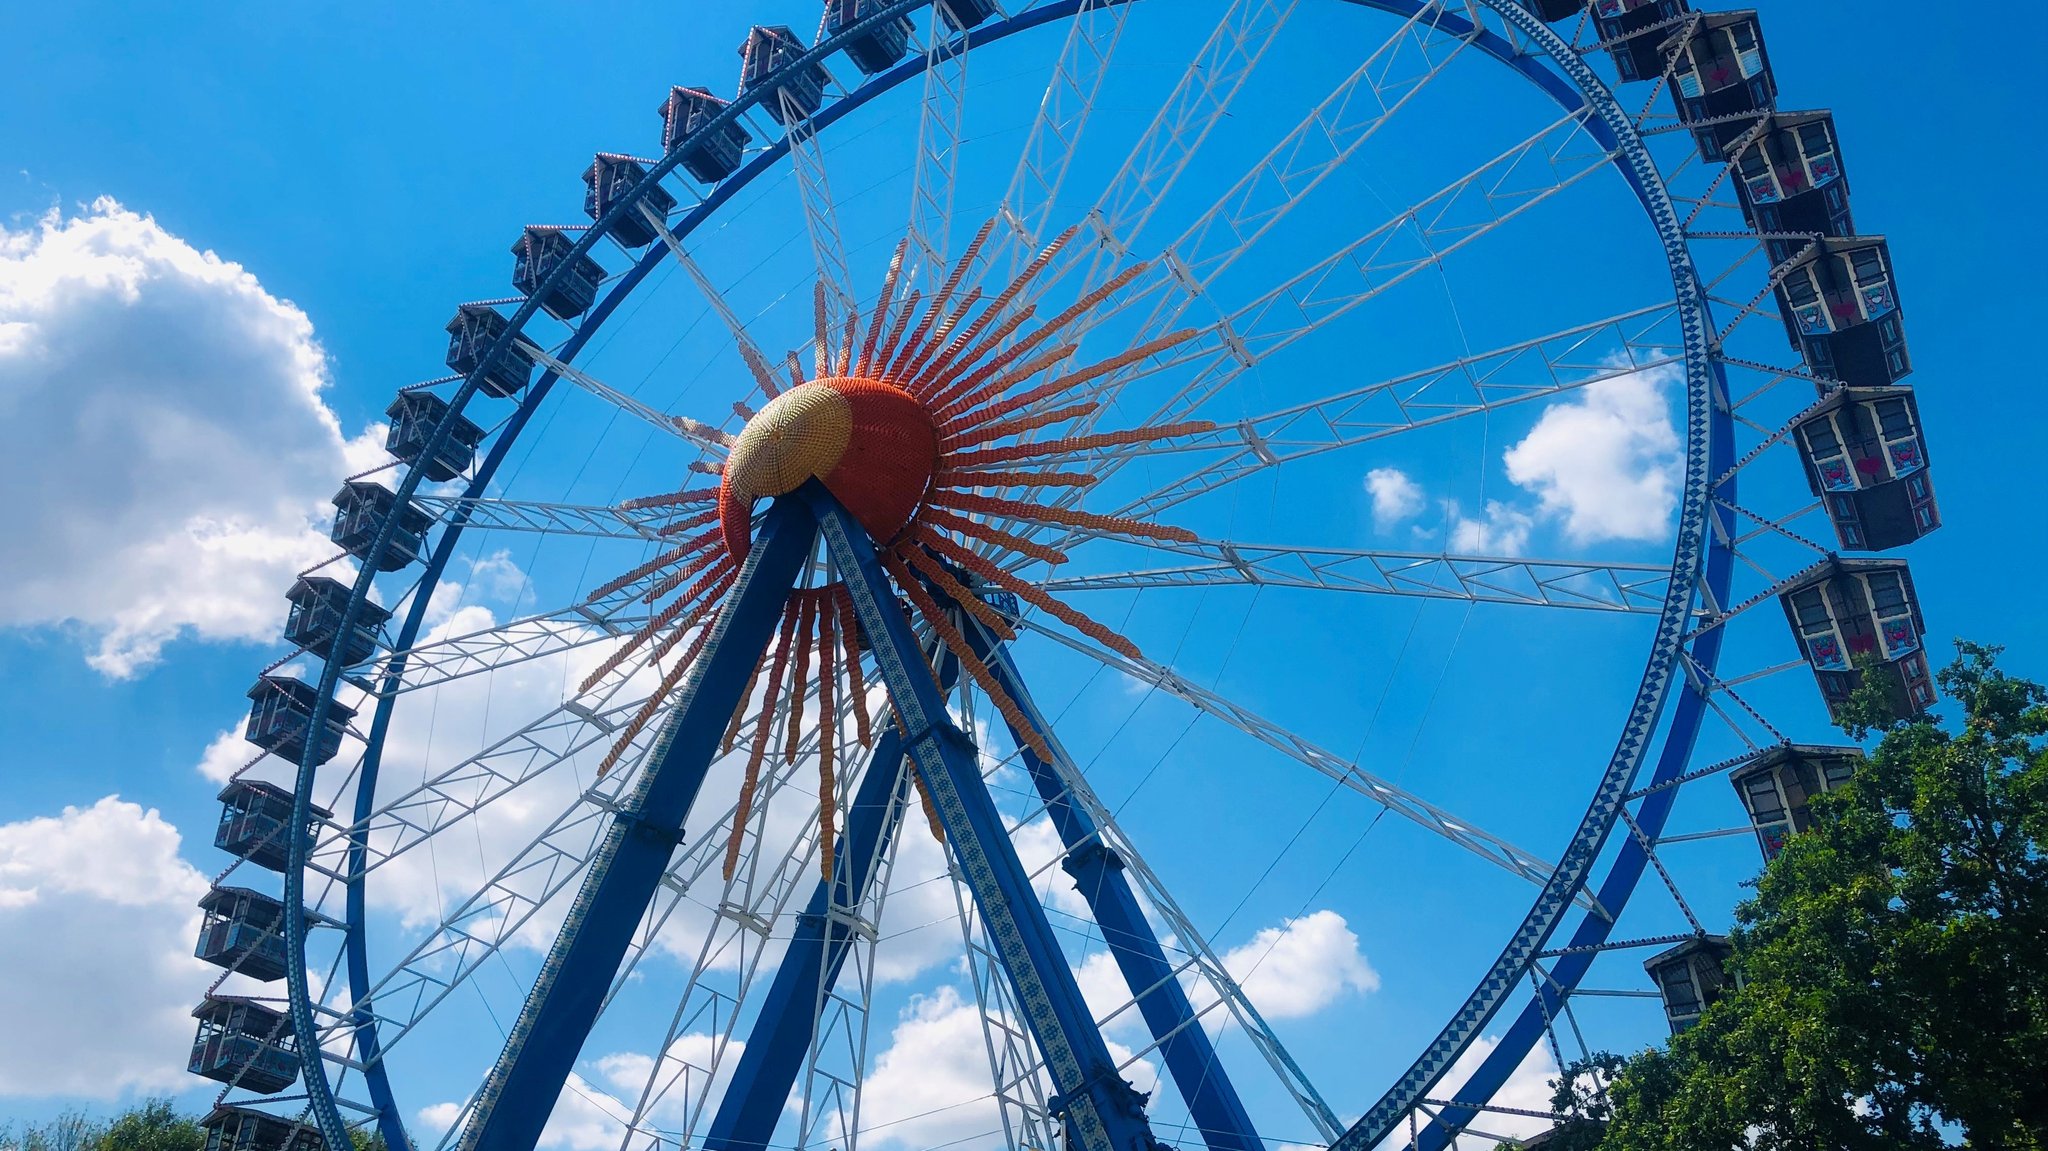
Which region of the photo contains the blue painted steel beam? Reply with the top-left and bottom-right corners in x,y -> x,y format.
964,622 -> 1262,1151
807,485 -> 1162,1151
701,649 -> 963,1151
456,497 -> 816,1151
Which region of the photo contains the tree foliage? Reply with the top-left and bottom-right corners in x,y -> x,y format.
0,1101 -> 200,1151
1580,642 -> 2048,1149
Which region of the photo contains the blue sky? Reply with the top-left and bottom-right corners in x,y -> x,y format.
2,2 -> 2044,1149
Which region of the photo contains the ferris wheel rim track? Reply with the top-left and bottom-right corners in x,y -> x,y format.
256,3 -> 1737,1150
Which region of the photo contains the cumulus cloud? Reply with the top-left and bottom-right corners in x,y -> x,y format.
1383,1034 -> 1560,1150
1444,500 -> 1534,557
1214,909 -> 1378,1020
0,797 -> 213,1097
1365,467 -> 1426,530
1502,365 -> 1681,544
858,984 -> 1156,1151
0,197 -> 382,676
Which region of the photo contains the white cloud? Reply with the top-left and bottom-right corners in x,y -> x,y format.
1365,467 -> 1425,530
1444,499 -> 1534,558
858,986 -> 1009,1151
1503,365 -> 1681,544
1402,1034 -> 1559,1150
0,197 -> 383,676
1216,909 -> 1378,1020
416,1102 -> 464,1138
537,1072 -> 635,1151
0,797 -> 213,1097
858,982 -> 1159,1151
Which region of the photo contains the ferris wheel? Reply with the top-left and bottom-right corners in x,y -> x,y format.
184,2 -> 1942,1150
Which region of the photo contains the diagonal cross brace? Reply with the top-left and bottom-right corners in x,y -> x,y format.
807,484 -> 1164,1151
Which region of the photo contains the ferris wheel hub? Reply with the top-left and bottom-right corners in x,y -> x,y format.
719,375 -> 938,556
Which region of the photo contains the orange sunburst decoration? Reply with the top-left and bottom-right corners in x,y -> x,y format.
583,219 -> 1213,880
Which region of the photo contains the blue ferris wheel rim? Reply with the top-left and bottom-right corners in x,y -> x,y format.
267,2 -> 1736,1149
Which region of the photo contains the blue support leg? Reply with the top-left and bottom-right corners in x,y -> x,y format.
457,496 -> 817,1151
805,485 -> 1163,1151
966,624 -> 1263,1151
702,649 -> 963,1151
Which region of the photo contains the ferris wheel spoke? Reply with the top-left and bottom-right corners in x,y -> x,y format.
1039,539 -> 1671,614
1000,0 -> 1134,257
1191,107 -> 1619,388
1154,1 -> 1479,303
1014,616 -> 1599,913
976,631 -> 1344,1141
984,303 -> 1675,533
409,495 -> 675,542
1063,0 -> 1301,290
310,691 -> 644,883
784,105 -> 859,335
361,601 -> 652,698
368,664 -> 840,1139
903,8 -> 969,288
645,210 -> 786,401
978,112 -> 1642,541
526,347 -> 735,455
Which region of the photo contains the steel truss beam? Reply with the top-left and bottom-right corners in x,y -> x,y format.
1016,617 -> 1599,912
410,496 -> 671,542
1042,539 -> 1669,613
1090,305 -> 1683,524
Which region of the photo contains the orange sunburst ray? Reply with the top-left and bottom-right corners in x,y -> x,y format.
596,215 -> 1210,868
925,261 -> 1150,413
938,402 -> 1100,450
937,468 -> 1096,490
858,240 -> 909,374
925,490 -> 1197,545
921,508 -> 1069,565
944,329 -> 1200,435
908,523 -> 1143,661
883,552 -> 1051,761
727,599 -> 801,880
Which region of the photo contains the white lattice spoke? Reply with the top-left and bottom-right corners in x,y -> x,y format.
1097,303 -> 1682,522
785,96 -> 858,332
528,347 -> 734,455
645,208 -> 783,397
1087,0 -> 1299,262
1041,539 -> 1670,613
363,599 -> 650,698
903,8 -> 969,290
1016,619 -> 1600,912
1000,0 -> 1134,257
1158,1 -> 1477,298
411,496 -> 674,542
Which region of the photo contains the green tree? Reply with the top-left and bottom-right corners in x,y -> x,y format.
1594,642 -> 2048,1149
92,1101 -> 202,1151
0,1111 -> 106,1151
